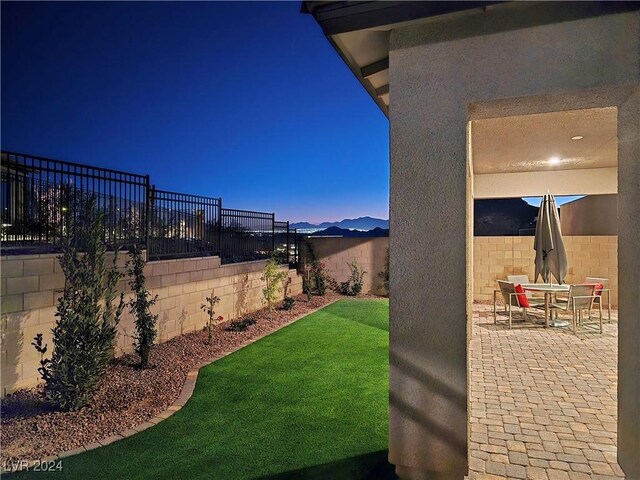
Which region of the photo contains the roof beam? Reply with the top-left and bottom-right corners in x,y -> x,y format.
375,84 -> 389,97
303,1 -> 502,36
361,57 -> 389,78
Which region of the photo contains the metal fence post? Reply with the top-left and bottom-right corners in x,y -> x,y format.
146,182 -> 154,260
286,221 -> 290,266
218,197 -> 223,259
271,213 -> 276,258
145,176 -> 151,258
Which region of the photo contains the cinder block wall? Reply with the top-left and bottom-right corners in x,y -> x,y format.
303,235 -> 618,305
0,253 -> 302,396
474,235 -> 618,305
305,237 -> 389,295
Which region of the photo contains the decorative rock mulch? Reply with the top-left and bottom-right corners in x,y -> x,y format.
0,292 -> 342,469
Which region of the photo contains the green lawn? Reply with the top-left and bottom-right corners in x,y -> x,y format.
14,299 -> 393,480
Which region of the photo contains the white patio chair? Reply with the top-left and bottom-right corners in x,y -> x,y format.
507,274 -> 543,301
507,275 -> 531,285
549,284 -> 602,334
494,280 -> 544,329
584,276 -> 611,323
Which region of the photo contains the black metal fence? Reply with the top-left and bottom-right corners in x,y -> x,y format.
1,152 -> 148,249
148,189 -> 221,261
1,151 -> 297,265
220,208 -> 274,264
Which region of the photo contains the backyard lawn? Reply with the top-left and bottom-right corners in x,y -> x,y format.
13,299 -> 392,480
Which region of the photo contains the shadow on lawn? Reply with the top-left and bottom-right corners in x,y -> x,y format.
254,450 -> 397,480
328,309 -> 389,333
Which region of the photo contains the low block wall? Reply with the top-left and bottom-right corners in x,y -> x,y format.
0,253 -> 302,396
474,235 -> 618,305
305,237 -> 389,295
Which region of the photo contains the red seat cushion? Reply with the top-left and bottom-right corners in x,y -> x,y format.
583,282 -> 604,295
514,284 -> 530,307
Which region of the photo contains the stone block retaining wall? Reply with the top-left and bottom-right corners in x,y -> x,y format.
1,253 -> 301,396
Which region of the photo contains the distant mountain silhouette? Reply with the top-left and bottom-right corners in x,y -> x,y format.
294,202 -> 536,237
291,216 -> 389,231
474,198 -> 538,236
309,226 -> 389,238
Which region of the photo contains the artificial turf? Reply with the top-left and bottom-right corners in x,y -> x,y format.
12,299 -> 393,480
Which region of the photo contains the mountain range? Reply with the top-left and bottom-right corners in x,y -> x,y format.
308,226 -> 389,238
291,216 -> 389,231
293,199 -> 539,237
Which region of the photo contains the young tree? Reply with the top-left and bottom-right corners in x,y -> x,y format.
262,257 -> 287,313
201,293 -> 221,344
32,198 -> 124,411
127,245 -> 158,369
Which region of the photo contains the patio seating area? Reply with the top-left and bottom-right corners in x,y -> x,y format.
470,303 -> 622,480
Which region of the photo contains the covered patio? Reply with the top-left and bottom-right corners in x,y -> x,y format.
470,304 -> 621,480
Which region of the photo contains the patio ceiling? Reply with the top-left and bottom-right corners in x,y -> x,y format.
472,107 -> 618,174
471,106 -> 619,199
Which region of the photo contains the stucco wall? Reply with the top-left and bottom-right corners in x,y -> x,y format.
304,237 -> 388,295
389,7 -> 639,479
0,254 -> 302,396
560,194 -> 618,235
474,235 -> 618,305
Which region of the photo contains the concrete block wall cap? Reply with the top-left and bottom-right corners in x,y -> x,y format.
17,298 -> 340,465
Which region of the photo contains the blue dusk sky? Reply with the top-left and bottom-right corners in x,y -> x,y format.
1,1 -> 389,224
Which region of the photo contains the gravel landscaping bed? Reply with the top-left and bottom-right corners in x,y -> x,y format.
0,292 -> 341,464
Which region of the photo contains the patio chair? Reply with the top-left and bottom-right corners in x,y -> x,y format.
507,274 -> 544,300
549,284 -> 602,334
495,280 -> 544,329
507,275 -> 531,285
584,276 -> 612,323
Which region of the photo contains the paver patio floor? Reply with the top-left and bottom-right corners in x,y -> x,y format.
469,303 -> 623,480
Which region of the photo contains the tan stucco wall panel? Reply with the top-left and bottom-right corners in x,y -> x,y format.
306,237 -> 389,295
389,8 -> 639,478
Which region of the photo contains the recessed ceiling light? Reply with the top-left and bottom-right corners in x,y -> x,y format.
548,156 -> 561,165
571,135 -> 584,140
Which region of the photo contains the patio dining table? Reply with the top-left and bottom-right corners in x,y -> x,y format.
521,283 -> 570,328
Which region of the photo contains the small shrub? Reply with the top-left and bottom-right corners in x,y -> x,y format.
337,261 -> 366,296
281,296 -> 296,311
227,317 -> 256,332
302,263 -> 314,300
127,246 -> 158,369
262,256 -> 287,313
33,198 -> 124,411
313,261 -> 327,296
200,294 -> 221,344
378,248 -> 389,294
302,260 -> 329,297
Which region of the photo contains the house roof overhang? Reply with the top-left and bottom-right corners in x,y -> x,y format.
302,1 -> 640,118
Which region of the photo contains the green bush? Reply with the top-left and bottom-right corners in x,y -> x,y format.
127,246 -> 158,369
302,260 -> 329,297
281,296 -> 296,311
262,256 -> 287,313
226,317 -> 256,332
32,198 -> 124,411
337,261 -> 366,296
378,248 -> 389,294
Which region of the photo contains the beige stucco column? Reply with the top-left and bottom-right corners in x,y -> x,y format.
388,8 -> 639,479
617,88 -> 640,479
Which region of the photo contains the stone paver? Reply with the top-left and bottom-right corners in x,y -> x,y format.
469,304 -> 623,479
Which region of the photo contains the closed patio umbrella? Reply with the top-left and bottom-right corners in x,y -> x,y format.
534,193 -> 568,284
